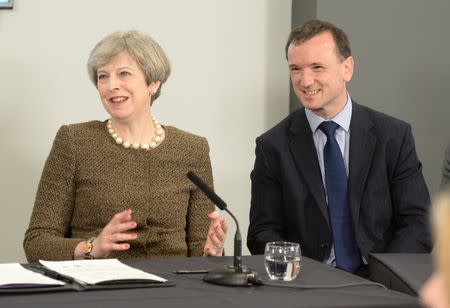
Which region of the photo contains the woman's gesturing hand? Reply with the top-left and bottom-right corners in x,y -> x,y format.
203,211 -> 228,256
74,209 -> 138,259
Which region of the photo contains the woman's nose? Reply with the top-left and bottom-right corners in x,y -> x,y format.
108,75 -> 120,90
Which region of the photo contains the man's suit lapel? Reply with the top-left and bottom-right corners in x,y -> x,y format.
288,109 -> 330,227
348,103 -> 376,224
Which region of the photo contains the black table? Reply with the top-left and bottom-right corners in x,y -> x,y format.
369,253 -> 434,296
0,255 -> 419,308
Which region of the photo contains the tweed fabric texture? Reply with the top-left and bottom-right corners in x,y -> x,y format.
24,120 -> 214,262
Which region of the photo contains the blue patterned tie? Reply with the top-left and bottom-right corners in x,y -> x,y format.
319,121 -> 361,272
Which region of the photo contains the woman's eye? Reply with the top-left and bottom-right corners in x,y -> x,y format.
120,71 -> 131,76
97,74 -> 107,80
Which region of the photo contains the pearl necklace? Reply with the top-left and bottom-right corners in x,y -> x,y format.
106,118 -> 165,150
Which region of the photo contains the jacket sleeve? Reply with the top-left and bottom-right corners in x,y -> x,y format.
186,137 -> 215,257
23,126 -> 82,262
247,137 -> 286,255
386,124 -> 432,253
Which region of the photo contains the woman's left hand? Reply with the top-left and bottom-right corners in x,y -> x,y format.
203,211 -> 228,256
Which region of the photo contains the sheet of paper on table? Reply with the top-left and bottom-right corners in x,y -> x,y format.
0,263 -> 65,288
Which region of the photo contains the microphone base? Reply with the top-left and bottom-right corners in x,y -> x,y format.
203,265 -> 260,287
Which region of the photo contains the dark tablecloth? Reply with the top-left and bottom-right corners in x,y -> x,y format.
0,255 -> 419,308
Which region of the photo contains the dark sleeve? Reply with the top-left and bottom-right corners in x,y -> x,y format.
386,124 -> 432,253
23,126 -> 82,262
186,137 -> 215,257
247,138 -> 286,255
440,142 -> 450,190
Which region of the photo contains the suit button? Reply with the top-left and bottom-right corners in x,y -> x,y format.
321,242 -> 329,248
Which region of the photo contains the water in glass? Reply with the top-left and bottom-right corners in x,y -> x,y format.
264,242 -> 301,281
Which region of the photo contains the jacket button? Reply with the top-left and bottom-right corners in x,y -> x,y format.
321,242 -> 329,248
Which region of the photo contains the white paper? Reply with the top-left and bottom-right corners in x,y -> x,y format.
0,263 -> 65,287
39,259 -> 167,285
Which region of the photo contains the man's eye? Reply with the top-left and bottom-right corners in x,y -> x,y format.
313,66 -> 324,70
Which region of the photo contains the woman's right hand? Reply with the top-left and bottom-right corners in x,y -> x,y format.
74,209 -> 138,259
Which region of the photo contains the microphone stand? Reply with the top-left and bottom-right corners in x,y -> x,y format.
187,171 -> 260,287
203,208 -> 259,286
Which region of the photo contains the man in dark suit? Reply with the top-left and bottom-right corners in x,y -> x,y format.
247,20 -> 432,273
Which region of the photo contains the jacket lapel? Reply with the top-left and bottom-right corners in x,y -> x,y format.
288,109 -> 329,227
348,103 -> 376,225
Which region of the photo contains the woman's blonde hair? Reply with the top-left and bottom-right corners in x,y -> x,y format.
87,30 -> 171,103
432,192 -> 450,298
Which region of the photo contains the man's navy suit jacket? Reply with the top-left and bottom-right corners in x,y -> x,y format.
247,102 -> 432,262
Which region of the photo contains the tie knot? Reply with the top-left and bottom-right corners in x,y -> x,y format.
319,121 -> 339,138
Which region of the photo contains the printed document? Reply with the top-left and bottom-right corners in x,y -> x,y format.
40,259 -> 167,285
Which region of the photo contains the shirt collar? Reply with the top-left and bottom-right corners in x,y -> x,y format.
305,94 -> 353,133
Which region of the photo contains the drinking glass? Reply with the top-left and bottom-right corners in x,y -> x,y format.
264,242 -> 301,281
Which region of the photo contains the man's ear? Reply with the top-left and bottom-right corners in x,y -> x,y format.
342,56 -> 354,82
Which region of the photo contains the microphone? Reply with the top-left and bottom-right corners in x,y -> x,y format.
187,171 -> 260,287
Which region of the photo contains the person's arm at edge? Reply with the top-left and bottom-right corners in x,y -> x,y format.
440,141 -> 450,191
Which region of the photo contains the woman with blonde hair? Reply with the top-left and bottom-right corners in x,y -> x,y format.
420,192 -> 450,307
24,30 -> 227,261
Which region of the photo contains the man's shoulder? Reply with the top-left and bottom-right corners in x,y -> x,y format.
353,102 -> 410,131
258,108 -> 306,142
